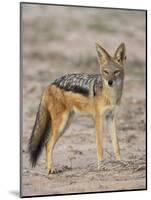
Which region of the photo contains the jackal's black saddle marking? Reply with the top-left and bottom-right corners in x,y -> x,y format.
52,74 -> 102,97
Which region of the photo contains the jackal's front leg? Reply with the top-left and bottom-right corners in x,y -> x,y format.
95,112 -> 103,170
110,115 -> 121,160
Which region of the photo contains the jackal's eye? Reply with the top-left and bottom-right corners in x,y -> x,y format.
103,70 -> 109,75
114,70 -> 120,76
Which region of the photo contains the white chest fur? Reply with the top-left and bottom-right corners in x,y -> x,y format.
101,87 -> 120,116
101,105 -> 118,118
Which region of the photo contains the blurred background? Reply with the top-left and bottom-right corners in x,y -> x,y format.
21,3 -> 146,196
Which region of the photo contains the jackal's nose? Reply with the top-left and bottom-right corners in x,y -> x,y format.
108,80 -> 113,86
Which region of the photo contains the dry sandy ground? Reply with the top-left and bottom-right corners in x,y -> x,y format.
21,4 -> 146,197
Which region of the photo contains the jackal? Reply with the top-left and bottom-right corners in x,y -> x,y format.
29,43 -> 126,174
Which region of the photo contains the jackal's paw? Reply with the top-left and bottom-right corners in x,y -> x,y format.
115,155 -> 121,161
48,168 -> 56,174
97,160 -> 103,170
47,164 -> 56,174
97,160 -> 108,171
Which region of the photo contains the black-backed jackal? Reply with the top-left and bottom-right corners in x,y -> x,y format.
29,43 -> 126,174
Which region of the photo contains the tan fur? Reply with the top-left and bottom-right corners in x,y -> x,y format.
43,82 -> 121,173
31,43 -> 126,173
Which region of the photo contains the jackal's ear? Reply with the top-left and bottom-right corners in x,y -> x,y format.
96,43 -> 110,66
114,43 -> 126,66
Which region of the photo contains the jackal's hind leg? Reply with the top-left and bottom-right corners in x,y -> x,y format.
45,111 -> 72,174
45,138 -> 56,174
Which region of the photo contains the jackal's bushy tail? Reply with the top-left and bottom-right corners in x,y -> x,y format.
28,100 -> 51,167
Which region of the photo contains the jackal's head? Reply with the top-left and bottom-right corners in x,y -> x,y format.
96,43 -> 126,88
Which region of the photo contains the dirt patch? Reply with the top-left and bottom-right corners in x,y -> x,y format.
21,4 -> 146,197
